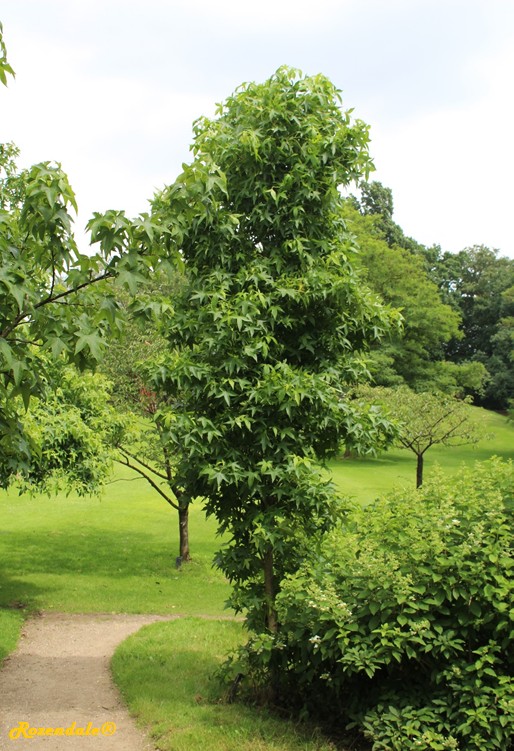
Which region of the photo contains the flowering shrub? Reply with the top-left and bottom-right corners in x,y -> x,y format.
235,459 -> 514,750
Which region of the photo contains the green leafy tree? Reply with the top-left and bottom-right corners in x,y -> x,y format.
341,203 -> 466,392
99,276 -> 196,562
363,386 -> 483,487
350,180 -> 425,254
0,42 -> 175,489
153,67 -> 396,634
432,245 -> 514,409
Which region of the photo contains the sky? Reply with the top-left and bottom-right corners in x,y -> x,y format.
2,0 -> 514,257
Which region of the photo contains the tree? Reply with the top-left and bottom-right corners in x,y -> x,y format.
1,34 -> 175,489
431,245 -> 514,409
153,67 -> 396,634
350,180 -> 426,254
99,275 -> 196,562
364,386 -> 483,487
341,202 -> 477,393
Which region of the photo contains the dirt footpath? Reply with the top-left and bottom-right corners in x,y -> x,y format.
0,612 -> 177,751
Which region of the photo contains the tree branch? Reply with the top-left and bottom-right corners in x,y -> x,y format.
115,451 -> 179,510
117,444 -> 170,482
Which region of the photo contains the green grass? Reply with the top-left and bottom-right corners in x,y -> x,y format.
112,617 -> 339,751
0,609 -> 24,663
0,465 -> 230,616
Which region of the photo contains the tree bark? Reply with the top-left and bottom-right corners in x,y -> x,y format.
262,546 -> 278,633
416,453 -> 424,488
178,503 -> 191,562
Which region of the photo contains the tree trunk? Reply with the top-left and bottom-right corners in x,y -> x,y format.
178,504 -> 191,562
262,546 -> 278,633
416,453 -> 424,488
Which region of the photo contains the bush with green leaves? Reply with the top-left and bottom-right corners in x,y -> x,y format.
232,459 -> 513,750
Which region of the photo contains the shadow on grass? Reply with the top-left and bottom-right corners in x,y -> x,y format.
0,569 -> 48,613
0,527 -> 191,580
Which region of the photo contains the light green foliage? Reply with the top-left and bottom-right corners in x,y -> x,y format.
152,67 -> 396,631
18,361 -> 122,495
0,22 -> 15,86
341,202 -> 472,393
237,460 -> 513,750
0,140 -> 173,489
360,385 -> 483,486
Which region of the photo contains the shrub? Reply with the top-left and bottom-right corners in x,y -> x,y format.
235,459 -> 514,750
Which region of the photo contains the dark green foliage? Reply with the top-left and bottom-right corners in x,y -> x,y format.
234,459 -> 514,750
351,181 -> 425,254
342,203 -> 465,392
432,246 -> 514,409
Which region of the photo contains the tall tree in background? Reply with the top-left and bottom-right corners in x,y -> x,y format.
350,180 -> 425,254
153,67 -> 396,634
340,202 -> 484,393
433,246 -> 514,409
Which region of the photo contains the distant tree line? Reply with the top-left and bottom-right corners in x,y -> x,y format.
348,182 -> 514,410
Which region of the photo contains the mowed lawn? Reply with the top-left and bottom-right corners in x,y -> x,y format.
0,466 -> 230,616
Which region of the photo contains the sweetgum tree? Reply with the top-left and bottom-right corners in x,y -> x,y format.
153,67 -> 396,632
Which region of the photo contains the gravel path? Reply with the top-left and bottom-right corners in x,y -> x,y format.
0,612 -> 178,751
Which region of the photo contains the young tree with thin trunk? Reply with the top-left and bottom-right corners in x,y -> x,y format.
152,67 -> 397,633
363,386 -> 483,487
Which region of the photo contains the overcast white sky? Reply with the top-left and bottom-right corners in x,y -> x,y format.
2,0 -> 514,257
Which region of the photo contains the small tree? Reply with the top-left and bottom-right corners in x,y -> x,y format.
154,67 -> 396,633
100,280 -> 196,563
366,386 -> 483,487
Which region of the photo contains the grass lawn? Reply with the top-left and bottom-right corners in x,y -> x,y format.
0,465 -> 229,617
112,618 -> 339,751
